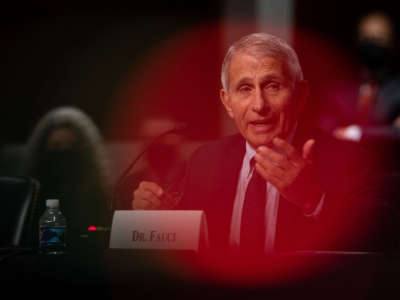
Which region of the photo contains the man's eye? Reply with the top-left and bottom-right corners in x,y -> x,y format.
265,82 -> 281,91
239,85 -> 252,93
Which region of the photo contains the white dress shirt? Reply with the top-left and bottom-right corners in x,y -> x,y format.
229,142 -> 324,254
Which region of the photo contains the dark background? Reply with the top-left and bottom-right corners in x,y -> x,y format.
1,0 -> 400,144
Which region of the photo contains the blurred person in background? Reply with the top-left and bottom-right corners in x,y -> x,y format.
354,11 -> 400,126
324,11 -> 400,155
319,11 -> 400,251
23,106 -> 111,250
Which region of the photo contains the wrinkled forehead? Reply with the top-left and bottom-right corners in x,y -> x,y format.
231,50 -> 295,85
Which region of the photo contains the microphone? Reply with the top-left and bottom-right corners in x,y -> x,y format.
110,123 -> 188,213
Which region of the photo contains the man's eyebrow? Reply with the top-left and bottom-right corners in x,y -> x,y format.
234,74 -> 286,86
234,77 -> 253,87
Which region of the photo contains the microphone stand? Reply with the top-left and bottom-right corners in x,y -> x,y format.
110,123 -> 187,215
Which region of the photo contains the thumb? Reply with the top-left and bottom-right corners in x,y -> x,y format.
302,139 -> 315,161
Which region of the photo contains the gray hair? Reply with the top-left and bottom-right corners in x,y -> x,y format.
221,33 -> 304,91
24,106 -> 111,191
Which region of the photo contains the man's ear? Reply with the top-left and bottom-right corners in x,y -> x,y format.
220,88 -> 234,119
295,80 -> 309,117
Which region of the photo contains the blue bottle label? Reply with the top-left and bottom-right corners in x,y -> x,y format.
39,226 -> 66,245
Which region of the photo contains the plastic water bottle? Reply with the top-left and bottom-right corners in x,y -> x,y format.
39,199 -> 67,255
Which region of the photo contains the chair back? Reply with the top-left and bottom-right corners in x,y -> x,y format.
0,176 -> 40,246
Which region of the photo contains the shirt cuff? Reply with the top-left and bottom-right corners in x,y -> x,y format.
344,125 -> 362,142
304,193 -> 325,218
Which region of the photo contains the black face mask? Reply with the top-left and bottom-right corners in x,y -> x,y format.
357,40 -> 390,71
36,149 -> 86,198
41,149 -> 83,175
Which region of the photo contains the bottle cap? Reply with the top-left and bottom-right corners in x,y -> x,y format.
46,199 -> 59,208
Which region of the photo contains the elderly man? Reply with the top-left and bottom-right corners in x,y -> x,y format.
132,33 -> 325,253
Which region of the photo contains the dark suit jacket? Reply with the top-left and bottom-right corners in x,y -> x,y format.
179,134 -> 319,253
179,132 -> 400,253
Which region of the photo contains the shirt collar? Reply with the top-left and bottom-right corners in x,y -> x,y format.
244,142 -> 256,178
243,123 -> 297,175
245,141 -> 256,160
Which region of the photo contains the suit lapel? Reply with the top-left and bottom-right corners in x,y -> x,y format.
213,134 -> 246,247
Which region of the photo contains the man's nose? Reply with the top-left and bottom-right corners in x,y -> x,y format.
252,88 -> 269,114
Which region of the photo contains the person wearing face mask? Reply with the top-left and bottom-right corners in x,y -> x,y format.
318,11 -> 400,253
23,106 -> 111,250
332,12 -> 400,151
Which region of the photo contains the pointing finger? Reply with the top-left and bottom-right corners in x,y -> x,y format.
302,139 -> 315,161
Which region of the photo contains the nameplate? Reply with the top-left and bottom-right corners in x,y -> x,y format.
109,210 -> 209,251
